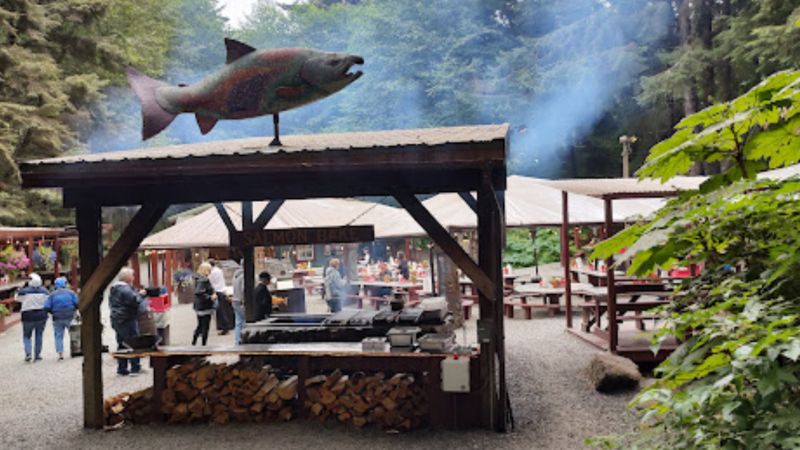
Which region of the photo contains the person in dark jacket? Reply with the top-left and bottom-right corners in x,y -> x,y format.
109,268 -> 144,375
253,271 -> 272,321
16,273 -> 48,362
192,262 -> 217,345
44,276 -> 78,360
396,252 -> 410,280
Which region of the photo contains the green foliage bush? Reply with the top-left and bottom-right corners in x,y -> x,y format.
504,228 -> 561,268
590,70 -> 800,449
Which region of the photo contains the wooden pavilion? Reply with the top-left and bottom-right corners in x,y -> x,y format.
540,176 -> 704,362
19,124 -> 510,431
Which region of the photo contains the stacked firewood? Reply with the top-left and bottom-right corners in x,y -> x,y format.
104,388 -> 153,427
161,359 -> 298,424
103,361 -> 429,431
304,369 -> 428,431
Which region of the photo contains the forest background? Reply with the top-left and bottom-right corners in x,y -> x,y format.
1,0 -> 798,264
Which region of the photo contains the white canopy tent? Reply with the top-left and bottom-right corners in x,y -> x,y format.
141,198 -> 402,249
141,176 -> 670,249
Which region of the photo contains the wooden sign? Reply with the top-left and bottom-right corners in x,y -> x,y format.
230,225 -> 375,247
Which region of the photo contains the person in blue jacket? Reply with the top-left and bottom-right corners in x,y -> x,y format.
16,273 -> 49,362
44,277 -> 78,361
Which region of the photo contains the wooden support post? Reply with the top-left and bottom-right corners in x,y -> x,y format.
604,197 -> 617,353
53,238 -> 61,278
165,250 -> 173,296
70,256 -> 78,289
149,251 -> 159,287
477,179 -> 507,432
428,244 -> 436,296
561,191 -> 573,328
27,238 -> 34,274
242,202 -> 256,322
394,192 -> 496,301
131,252 -> 141,289
77,203 -> 103,429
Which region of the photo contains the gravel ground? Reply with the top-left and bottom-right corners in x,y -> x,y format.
0,282 -> 637,450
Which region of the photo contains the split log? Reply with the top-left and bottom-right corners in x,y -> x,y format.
303,371 -> 428,431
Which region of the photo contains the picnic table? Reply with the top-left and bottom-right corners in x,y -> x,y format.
503,284 -> 564,319
459,274 -> 517,295
575,284 -> 671,332
113,343 -> 482,428
356,280 -> 423,308
571,267 -> 688,287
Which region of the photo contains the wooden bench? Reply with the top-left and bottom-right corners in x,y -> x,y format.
504,294 -> 560,319
581,299 -> 670,332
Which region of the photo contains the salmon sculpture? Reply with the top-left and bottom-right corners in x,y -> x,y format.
127,38 -> 364,145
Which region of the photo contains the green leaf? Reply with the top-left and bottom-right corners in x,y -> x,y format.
784,340 -> 800,361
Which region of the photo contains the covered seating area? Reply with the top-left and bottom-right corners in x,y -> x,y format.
20,125 -> 511,431
540,176 -> 704,362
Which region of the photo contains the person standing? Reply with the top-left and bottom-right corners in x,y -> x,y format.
44,277 -> 78,360
209,260 -> 233,335
253,271 -> 272,322
324,259 -> 347,313
396,252 -> 410,280
192,262 -> 217,346
109,268 -> 144,376
232,264 -> 246,345
16,273 -> 48,362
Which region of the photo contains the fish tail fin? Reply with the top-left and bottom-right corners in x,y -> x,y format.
126,67 -> 177,140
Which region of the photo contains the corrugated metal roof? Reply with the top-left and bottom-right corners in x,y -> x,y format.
25,124 -> 509,166
535,176 -> 705,198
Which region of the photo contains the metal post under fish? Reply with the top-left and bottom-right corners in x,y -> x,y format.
127,38 -> 364,143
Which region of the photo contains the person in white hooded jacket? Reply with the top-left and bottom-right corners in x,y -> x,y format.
15,273 -> 49,362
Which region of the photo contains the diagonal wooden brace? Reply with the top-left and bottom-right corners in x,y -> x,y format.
458,191 -> 478,214
214,203 -> 237,234
253,199 -> 285,230
78,203 -> 168,313
395,192 -> 496,302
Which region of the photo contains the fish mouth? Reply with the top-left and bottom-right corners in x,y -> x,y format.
342,55 -> 364,81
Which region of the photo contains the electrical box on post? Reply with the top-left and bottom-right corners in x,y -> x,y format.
441,355 -> 470,393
